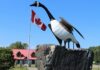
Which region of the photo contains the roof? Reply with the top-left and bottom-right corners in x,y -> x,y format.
12,49 -> 37,60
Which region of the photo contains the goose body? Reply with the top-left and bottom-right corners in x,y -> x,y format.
51,20 -> 69,40
30,1 -> 84,48
50,19 -> 78,44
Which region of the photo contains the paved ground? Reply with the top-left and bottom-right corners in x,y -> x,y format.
27,67 -> 38,70
92,65 -> 100,70
23,64 -> 38,70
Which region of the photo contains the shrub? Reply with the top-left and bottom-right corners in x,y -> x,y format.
0,48 -> 14,70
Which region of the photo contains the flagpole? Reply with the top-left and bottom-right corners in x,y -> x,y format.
27,11 -> 32,67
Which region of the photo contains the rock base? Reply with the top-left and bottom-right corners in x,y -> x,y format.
35,45 -> 94,70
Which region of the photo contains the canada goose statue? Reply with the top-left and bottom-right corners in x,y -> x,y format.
30,1 -> 84,48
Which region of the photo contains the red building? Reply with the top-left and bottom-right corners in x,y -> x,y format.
12,49 -> 37,64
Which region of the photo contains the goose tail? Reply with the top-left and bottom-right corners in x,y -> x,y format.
73,27 -> 84,39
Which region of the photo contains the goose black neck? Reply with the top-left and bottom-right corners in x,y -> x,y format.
40,4 -> 55,20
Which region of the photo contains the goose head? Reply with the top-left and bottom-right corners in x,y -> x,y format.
30,1 -> 55,21
30,1 -> 41,7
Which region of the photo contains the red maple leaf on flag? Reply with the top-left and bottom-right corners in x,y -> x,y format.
31,10 -> 47,31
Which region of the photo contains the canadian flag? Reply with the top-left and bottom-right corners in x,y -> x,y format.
31,10 -> 47,31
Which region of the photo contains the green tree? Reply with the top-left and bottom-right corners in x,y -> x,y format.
0,47 -> 14,70
89,46 -> 100,63
9,41 -> 28,49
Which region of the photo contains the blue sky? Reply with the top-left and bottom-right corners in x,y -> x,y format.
0,0 -> 100,49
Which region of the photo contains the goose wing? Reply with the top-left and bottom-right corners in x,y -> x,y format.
60,17 -> 73,33
60,17 -> 84,39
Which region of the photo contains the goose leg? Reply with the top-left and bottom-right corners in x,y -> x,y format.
48,24 -> 62,46
73,42 -> 74,49
64,41 -> 67,48
68,41 -> 70,48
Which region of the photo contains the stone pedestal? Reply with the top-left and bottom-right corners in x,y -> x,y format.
35,45 -> 94,70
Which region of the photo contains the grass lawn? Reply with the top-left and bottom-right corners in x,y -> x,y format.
9,64 -> 36,70
9,67 -> 27,70
9,65 -> 27,70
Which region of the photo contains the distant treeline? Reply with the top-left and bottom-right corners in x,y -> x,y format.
88,46 -> 100,63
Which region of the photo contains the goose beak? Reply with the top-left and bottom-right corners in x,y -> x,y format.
30,1 -> 39,7
30,3 -> 35,6
30,2 -> 36,6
